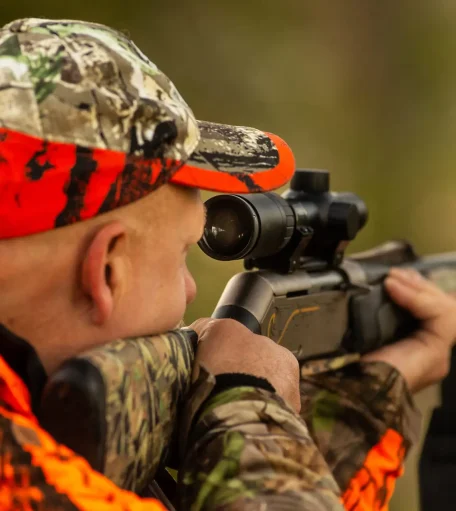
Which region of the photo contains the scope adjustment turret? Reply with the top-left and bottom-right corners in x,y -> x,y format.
290,169 -> 329,194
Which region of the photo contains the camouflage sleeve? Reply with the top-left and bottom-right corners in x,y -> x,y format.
178,384 -> 344,511
299,357 -> 421,510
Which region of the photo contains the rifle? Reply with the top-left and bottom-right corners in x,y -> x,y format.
199,169 -> 456,359
39,169 -> 456,507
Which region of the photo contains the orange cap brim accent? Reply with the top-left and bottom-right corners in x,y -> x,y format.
0,126 -> 295,239
171,132 -> 295,193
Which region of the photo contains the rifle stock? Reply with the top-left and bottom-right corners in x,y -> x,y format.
40,328 -> 196,498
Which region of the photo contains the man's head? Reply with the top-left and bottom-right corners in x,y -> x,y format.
0,18 -> 295,373
0,183 -> 204,373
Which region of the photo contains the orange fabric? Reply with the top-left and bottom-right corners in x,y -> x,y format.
342,428 -> 406,511
0,126 -> 294,239
0,356 -> 167,511
171,132 -> 295,193
0,355 -> 36,422
0,128 -> 162,239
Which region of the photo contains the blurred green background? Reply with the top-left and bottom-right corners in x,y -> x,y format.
2,2 -> 454,509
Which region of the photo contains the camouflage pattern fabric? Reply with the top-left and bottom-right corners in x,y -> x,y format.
0,18 -> 199,160
74,329 -> 195,493
179,387 -> 344,511
0,354 -> 167,511
298,360 -> 421,493
300,353 -> 361,377
177,357 -> 420,511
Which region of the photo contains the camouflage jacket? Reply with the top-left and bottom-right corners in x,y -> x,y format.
178,356 -> 420,511
0,327 -> 343,511
299,356 -> 421,511
0,327 -> 420,511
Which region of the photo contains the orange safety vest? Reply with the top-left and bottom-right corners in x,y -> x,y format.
0,355 -> 166,511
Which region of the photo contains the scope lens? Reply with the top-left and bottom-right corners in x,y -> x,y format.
205,209 -> 249,255
199,196 -> 259,260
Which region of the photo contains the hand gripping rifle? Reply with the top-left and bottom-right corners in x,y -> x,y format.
39,169 -> 456,507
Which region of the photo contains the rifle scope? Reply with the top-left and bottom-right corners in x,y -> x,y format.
199,169 -> 368,272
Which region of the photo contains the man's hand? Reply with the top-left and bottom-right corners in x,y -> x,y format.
363,267 -> 456,393
190,318 -> 301,412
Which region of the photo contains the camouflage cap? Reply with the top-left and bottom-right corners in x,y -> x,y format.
0,18 -> 295,239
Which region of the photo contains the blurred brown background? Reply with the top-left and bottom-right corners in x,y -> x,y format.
2,2 -> 454,509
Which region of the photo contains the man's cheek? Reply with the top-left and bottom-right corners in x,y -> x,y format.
164,291 -> 187,331
184,267 -> 197,305
156,274 -> 188,330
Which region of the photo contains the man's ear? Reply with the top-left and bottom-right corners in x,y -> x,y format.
81,221 -> 128,326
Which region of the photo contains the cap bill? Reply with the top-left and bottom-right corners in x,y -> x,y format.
170,121 -> 295,193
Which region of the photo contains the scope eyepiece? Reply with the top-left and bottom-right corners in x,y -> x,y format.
198,193 -> 295,261
199,195 -> 260,260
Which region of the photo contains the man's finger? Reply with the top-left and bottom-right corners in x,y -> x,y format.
385,275 -> 443,320
389,268 -> 440,294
